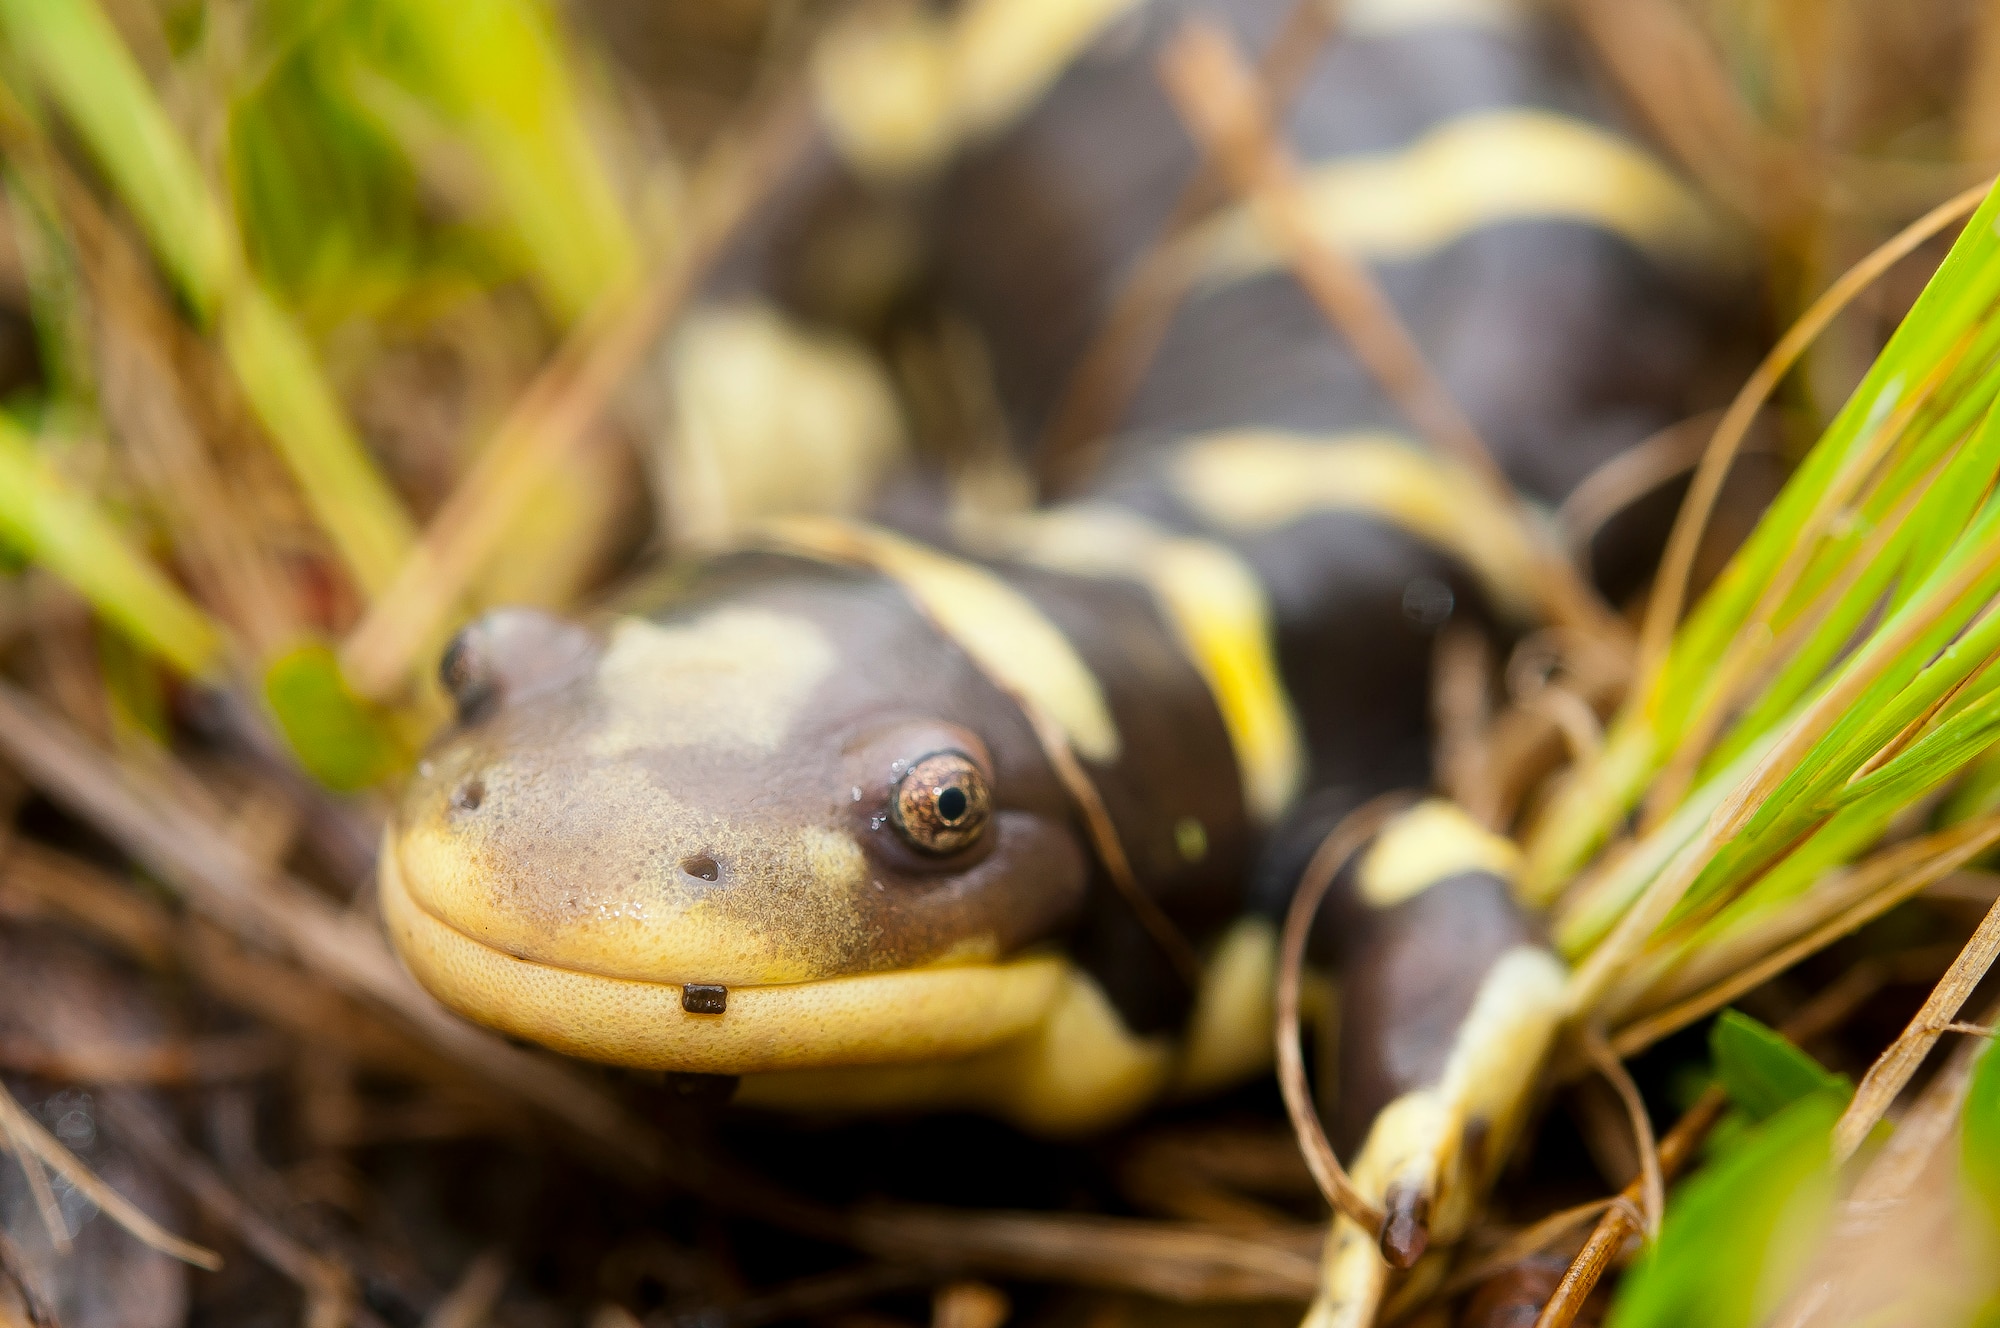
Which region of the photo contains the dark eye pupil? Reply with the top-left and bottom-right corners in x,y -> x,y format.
936,786 -> 968,822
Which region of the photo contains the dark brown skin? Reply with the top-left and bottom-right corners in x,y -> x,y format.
405,558 -> 1097,989
388,3 -> 1725,1157
1324,867 -> 1546,1154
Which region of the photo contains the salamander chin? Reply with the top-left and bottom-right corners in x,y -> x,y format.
380,830 -> 1068,1075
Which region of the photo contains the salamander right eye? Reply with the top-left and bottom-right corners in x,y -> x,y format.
890,751 -> 992,856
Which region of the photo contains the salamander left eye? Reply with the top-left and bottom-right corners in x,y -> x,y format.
890,751 -> 992,855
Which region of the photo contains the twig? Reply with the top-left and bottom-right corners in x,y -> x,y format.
1578,1026 -> 1661,1238
1834,886 -> 2000,1158
1531,1086 -> 1729,1328
1565,0 -> 1802,228
1634,177 -> 1993,686
1556,412 -> 1726,565
1274,793 -> 1415,1241
932,1281 -> 1009,1328
1435,1197 -> 1619,1298
102,1093 -> 368,1325
0,1033 -> 286,1086
654,1264 -> 928,1328
1019,697 -> 1202,987
1155,20 -> 1621,644
0,1228 -> 57,1328
847,1205 -> 1320,1303
339,87 -> 817,702
423,1248 -> 509,1328
1539,964 -> 1896,1326
0,679 -> 672,1178
0,1081 -> 218,1269
1433,625 -> 1497,826
1769,991 -> 2000,1328
0,1113 -> 69,1256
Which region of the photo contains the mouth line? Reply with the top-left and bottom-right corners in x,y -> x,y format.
399,870 -> 777,994
379,831 -> 1066,1074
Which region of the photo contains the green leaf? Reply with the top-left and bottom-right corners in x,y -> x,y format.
1710,1010 -> 1851,1122
1965,1033 -> 2000,1228
1609,1090 -> 1844,1328
262,643 -> 402,790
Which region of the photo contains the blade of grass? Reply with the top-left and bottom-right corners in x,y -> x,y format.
1528,178 -> 2000,896
338,86 -> 815,701
0,0 -> 417,596
1636,178 -> 1992,685
1607,815 -> 2000,1057
0,0 -> 230,316
355,0 -> 637,326
0,414 -> 224,677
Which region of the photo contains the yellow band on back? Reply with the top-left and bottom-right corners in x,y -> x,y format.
813,0 -> 1143,179
1170,429 -> 1544,619
1193,108 -> 1719,281
1359,799 -> 1522,907
757,515 -> 1122,764
987,505 -> 1304,823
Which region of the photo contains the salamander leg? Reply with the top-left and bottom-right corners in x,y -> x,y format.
1302,800 -> 1568,1327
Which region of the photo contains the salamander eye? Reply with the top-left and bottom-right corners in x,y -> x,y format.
890,751 -> 992,855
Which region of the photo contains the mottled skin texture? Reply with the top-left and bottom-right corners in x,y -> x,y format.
398,558 -> 1097,991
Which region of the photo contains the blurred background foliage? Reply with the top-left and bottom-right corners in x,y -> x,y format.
4,1 -> 2000,1325
0,0 -> 1992,790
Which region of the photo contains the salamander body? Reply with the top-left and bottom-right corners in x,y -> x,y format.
383,0 -> 1732,1314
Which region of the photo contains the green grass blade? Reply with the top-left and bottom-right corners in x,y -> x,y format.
220,284 -> 415,595
1531,179 -> 2000,892
0,0 -> 232,316
1608,1090 -> 1843,1328
1966,1034 -> 2000,1228
1,0 -> 417,598
0,415 -> 223,677
352,0 -> 636,324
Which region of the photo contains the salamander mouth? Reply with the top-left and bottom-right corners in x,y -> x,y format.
379,835 -> 1065,1075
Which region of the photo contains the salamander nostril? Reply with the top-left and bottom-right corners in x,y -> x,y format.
451,779 -> 485,812
680,854 -> 720,882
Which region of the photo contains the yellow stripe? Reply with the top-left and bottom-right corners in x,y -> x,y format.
1358,799 -> 1522,907
987,505 -> 1304,824
813,0 -> 1143,178
1193,108 -> 1718,282
1343,0 -> 1521,34
757,515 -> 1121,764
1169,429 -> 1543,619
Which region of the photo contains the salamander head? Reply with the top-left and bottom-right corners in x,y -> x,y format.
381,577 -> 1090,1075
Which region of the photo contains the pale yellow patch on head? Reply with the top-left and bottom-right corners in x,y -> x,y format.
587,607 -> 837,759
801,824 -> 868,894
1359,799 -> 1522,908
759,515 -> 1121,763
